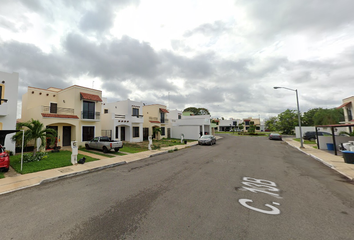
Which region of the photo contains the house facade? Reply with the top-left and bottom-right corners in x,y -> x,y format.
0,71 -> 19,153
21,85 -> 103,148
101,99 -> 144,142
143,104 -> 170,140
168,110 -> 211,140
218,119 -> 241,131
243,118 -> 261,132
338,96 -> 354,123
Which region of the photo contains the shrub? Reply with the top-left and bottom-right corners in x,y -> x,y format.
23,152 -> 48,163
174,147 -> 178,151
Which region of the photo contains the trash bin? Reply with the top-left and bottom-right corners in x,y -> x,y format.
342,151 -> 354,164
184,140 -> 187,144
326,143 -> 334,151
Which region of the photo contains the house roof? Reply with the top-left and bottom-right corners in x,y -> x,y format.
150,120 -> 161,123
42,113 -> 79,119
80,92 -> 102,102
160,108 -> 169,113
337,101 -> 351,109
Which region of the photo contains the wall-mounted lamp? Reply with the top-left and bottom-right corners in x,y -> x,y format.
0,99 -> 8,103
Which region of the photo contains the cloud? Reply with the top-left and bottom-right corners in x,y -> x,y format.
238,0 -> 354,38
183,21 -> 232,37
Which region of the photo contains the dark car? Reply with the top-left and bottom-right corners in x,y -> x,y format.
303,131 -> 330,141
0,145 -> 10,172
198,135 -> 216,145
269,133 -> 282,140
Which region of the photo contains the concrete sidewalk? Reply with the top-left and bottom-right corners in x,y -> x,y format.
283,138 -> 354,180
0,141 -> 198,195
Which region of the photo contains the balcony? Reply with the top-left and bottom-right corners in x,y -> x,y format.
42,106 -> 74,115
82,111 -> 100,121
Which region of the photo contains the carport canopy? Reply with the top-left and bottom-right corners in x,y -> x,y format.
314,123 -> 354,155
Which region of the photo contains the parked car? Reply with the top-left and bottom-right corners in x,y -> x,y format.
0,145 -> 10,172
198,135 -> 216,145
303,131 -> 330,141
269,133 -> 282,140
85,136 -> 123,153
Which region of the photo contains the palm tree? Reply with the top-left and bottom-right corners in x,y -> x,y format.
12,119 -> 57,156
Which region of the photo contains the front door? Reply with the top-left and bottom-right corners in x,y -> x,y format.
121,127 -> 126,141
63,126 -> 71,146
143,128 -> 149,141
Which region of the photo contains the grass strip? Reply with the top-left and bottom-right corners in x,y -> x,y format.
10,150 -> 99,174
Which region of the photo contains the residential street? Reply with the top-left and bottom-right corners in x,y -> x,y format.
1,134 -> 354,240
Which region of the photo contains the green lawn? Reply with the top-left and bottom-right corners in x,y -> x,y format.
10,150 -> 99,174
293,138 -> 317,144
0,172 -> 4,179
121,138 -> 192,153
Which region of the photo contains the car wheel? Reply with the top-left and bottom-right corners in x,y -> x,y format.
114,148 -> 119,152
103,146 -> 109,153
4,167 -> 9,172
85,144 -> 90,150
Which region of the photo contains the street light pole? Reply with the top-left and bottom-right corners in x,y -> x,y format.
274,86 -> 304,148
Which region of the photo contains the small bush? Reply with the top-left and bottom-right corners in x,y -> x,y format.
152,144 -> 161,150
23,152 -> 48,163
174,147 -> 178,151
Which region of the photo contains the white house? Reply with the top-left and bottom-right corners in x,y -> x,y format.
218,119 -> 241,131
0,71 -> 19,153
168,110 -> 211,140
101,99 -> 144,142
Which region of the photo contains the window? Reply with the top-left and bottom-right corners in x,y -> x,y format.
104,109 -> 108,114
82,126 -> 94,141
178,114 -> 181,119
132,108 -> 139,116
0,86 -> 2,105
161,127 -> 165,136
245,121 -> 250,126
83,101 -> 95,119
347,108 -> 353,121
160,112 -> 165,123
133,127 -> 139,138
50,103 -> 57,113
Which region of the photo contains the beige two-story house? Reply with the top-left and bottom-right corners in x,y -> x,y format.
338,96 -> 354,123
21,85 -> 103,148
143,104 -> 170,140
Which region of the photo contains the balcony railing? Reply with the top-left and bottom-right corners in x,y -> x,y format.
132,114 -> 144,118
42,106 -> 74,115
115,114 -> 126,119
149,117 -> 158,121
161,119 -> 169,124
82,111 -> 100,120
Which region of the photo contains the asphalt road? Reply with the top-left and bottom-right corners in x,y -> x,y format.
1,134 -> 354,240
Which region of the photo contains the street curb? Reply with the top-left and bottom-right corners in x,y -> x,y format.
285,141 -> 354,180
40,161 -> 127,184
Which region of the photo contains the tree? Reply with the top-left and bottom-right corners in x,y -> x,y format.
248,121 -> 256,134
277,109 -> 299,134
302,108 -> 322,126
265,116 -> 278,131
12,119 -> 57,156
313,108 -> 344,125
183,107 -> 210,115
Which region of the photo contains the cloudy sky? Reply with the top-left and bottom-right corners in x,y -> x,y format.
1,0 -> 354,120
